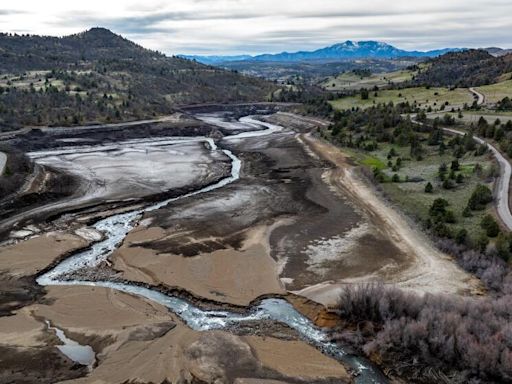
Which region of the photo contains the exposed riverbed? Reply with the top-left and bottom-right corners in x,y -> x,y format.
34,115 -> 387,383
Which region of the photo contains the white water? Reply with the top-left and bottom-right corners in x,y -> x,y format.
36,115 -> 386,384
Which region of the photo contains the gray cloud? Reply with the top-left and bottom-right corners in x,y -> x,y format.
52,9 -> 268,34
0,9 -> 25,16
1,0 -> 511,54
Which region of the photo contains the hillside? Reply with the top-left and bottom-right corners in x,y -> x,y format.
0,28 -> 276,129
413,49 -> 512,87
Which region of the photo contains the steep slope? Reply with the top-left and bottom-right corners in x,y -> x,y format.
0,28 -> 276,129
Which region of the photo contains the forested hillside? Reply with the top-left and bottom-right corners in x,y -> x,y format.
413,49 -> 512,87
0,28 -> 276,129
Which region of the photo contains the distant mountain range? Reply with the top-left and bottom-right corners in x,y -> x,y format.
182,41 -> 465,64
486,47 -> 512,57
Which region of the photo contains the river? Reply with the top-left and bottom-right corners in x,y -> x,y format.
36,115 -> 387,384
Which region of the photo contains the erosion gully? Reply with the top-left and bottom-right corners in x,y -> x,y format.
36,115 -> 387,384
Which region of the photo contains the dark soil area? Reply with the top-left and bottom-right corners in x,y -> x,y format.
0,346 -> 88,384
0,273 -> 44,316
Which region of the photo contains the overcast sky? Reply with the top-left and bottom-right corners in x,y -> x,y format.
0,0 -> 510,55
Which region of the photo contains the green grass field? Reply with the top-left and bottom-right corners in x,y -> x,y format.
321,69 -> 416,91
329,87 -> 474,111
346,141 -> 496,244
475,78 -> 512,104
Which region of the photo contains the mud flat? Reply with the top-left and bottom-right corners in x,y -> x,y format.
112,115 -> 414,309
0,138 -> 230,238
0,232 -> 89,315
0,114 -> 355,383
0,285 -> 349,384
29,138 -> 230,203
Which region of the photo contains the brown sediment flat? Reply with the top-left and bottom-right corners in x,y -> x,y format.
32,286 -> 173,335
61,321 -> 199,384
63,326 -> 350,384
0,308 -> 46,347
113,224 -> 286,306
19,286 -> 348,384
244,336 -> 349,380
111,122 -> 424,307
0,232 -> 87,277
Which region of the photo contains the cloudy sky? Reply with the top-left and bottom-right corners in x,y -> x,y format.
0,0 -> 510,55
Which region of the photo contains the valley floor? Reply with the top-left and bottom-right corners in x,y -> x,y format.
0,109 -> 483,383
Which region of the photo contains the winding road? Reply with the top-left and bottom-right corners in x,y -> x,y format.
413,117 -> 512,230
413,86 -> 512,230
469,87 -> 486,106
444,128 -> 512,230
457,87 -> 512,229
413,83 -> 512,230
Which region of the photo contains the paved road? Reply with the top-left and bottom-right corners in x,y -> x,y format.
444,128 -> 512,230
0,152 -> 6,175
412,111 -> 512,230
450,89 -> 512,229
469,87 -> 486,106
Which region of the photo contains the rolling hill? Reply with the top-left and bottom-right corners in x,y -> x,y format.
413,49 -> 512,87
0,28 -> 276,129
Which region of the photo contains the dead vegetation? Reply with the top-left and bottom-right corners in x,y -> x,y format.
332,283 -> 512,383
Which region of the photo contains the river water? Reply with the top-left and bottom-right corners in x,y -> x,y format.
36,116 -> 387,384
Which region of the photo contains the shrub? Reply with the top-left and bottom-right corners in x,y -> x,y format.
424,182 -> 433,193
481,214 -> 500,237
429,198 -> 449,217
477,233 -> 490,252
467,184 -> 493,210
433,221 -> 452,237
495,233 -> 512,262
455,228 -> 467,244
442,179 -> 454,189
444,210 -> 456,223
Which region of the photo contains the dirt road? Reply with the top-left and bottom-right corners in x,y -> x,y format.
469,87 -> 486,106
299,133 -> 481,300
